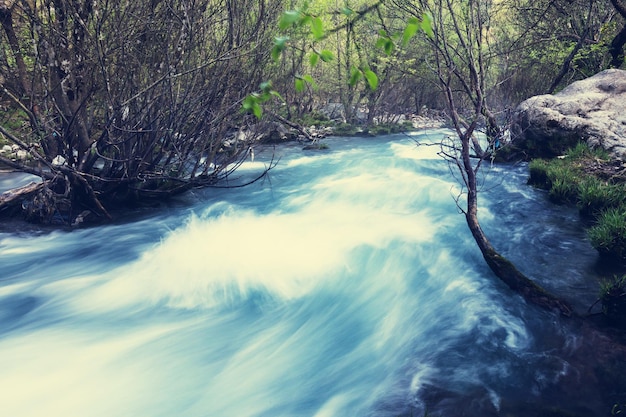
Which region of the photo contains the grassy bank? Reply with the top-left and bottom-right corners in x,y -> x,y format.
528,143 -> 626,320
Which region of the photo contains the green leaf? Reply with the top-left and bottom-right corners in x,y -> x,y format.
309,52 -> 319,67
251,102 -> 262,119
421,12 -> 434,39
363,69 -> 378,90
384,39 -> 394,55
302,74 -> 317,90
319,50 -> 334,62
295,78 -> 305,92
375,36 -> 387,49
242,95 -> 263,118
242,95 -> 256,110
274,36 -> 289,48
311,17 -> 324,40
341,7 -> 353,16
279,10 -> 300,30
270,90 -> 285,102
402,17 -> 420,47
272,37 -> 289,61
271,45 -> 282,62
349,67 -> 362,86
259,81 -> 272,92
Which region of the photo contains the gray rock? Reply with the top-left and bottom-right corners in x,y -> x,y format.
511,69 -> 626,160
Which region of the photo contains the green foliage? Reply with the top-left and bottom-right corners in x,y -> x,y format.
296,111 -> 331,127
243,3 -> 437,118
589,208 -> 626,261
332,123 -> 361,136
241,82 -> 284,119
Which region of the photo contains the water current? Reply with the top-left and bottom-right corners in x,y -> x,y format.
0,131 -> 618,416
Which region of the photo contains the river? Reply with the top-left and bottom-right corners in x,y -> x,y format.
0,131 -> 621,416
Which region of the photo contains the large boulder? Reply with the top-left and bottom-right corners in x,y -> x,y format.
510,69 -> 626,160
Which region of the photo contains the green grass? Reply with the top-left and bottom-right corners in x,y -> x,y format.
589,208 -> 626,261
577,177 -> 626,219
599,274 -> 626,320
528,142 -> 626,264
527,158 -> 581,203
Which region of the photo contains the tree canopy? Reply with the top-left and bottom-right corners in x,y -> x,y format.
0,0 -> 624,225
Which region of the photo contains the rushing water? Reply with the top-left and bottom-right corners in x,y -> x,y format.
0,131 -> 619,417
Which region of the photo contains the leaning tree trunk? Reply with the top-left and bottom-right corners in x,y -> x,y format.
462,135 -> 573,317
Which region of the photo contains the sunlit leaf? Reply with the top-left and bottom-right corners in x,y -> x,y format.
402,17 -> 419,46
242,95 -> 256,110
320,50 -> 334,62
384,39 -> 394,55
272,37 -> 289,61
364,69 -> 378,90
421,12 -> 434,39
311,16 -> 324,40
279,10 -> 300,30
295,78 -> 305,92
375,36 -> 387,50
271,46 -> 281,61
242,95 -> 263,118
309,52 -> 319,67
252,102 -> 262,119
302,74 -> 317,90
270,90 -> 285,102
349,66 -> 362,86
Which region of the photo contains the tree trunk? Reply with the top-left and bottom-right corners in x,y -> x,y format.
0,5 -> 29,96
464,179 -> 574,316
609,23 -> 626,68
610,0 -> 626,68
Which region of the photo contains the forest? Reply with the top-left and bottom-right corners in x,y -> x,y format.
0,0 -> 624,224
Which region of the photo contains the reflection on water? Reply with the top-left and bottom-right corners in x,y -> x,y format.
0,132 -> 614,417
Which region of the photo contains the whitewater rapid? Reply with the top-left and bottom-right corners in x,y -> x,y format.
0,131 -> 603,416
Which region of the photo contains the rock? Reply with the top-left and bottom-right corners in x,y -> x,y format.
260,122 -> 297,144
511,69 -> 626,160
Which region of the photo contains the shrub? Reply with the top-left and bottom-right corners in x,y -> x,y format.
333,123 -> 361,136
589,208 -> 626,261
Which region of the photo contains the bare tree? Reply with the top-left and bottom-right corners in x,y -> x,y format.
392,0 -> 573,315
0,0 -> 283,224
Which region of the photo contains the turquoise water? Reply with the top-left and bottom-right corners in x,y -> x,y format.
0,132 -> 608,416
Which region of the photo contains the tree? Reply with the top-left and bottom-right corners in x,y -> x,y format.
0,0 -> 282,224
497,0 -> 619,100
609,0 -> 626,68
390,0 -> 573,315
